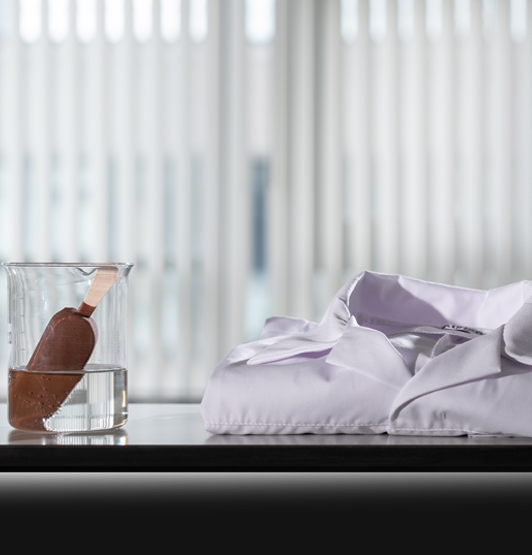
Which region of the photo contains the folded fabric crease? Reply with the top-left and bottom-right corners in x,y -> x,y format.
200,270 -> 532,437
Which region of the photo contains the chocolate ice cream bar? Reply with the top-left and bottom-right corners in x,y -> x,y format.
8,267 -> 119,431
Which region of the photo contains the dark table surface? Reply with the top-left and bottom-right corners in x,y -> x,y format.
3,402 -> 532,521
2,402 -> 532,472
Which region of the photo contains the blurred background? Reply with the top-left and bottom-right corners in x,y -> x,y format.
0,0 -> 530,402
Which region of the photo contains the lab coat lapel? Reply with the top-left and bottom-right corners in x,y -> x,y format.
389,326 -> 504,420
325,317 -> 413,390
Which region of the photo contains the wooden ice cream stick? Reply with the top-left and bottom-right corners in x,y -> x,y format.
77,267 -> 120,318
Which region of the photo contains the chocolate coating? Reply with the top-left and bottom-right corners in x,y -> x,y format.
27,308 -> 98,372
8,370 -> 85,431
9,308 -> 98,431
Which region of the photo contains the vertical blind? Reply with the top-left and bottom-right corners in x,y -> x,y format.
0,0 -> 530,402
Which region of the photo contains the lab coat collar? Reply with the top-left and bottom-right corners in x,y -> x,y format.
389,326 -> 504,421
246,271 -> 532,393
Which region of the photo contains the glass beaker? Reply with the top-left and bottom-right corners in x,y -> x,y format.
2,262 -> 133,432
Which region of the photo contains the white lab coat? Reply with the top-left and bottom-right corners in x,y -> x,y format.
200,271 -> 532,437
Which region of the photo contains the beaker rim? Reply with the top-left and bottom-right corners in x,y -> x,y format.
2,262 -> 134,268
